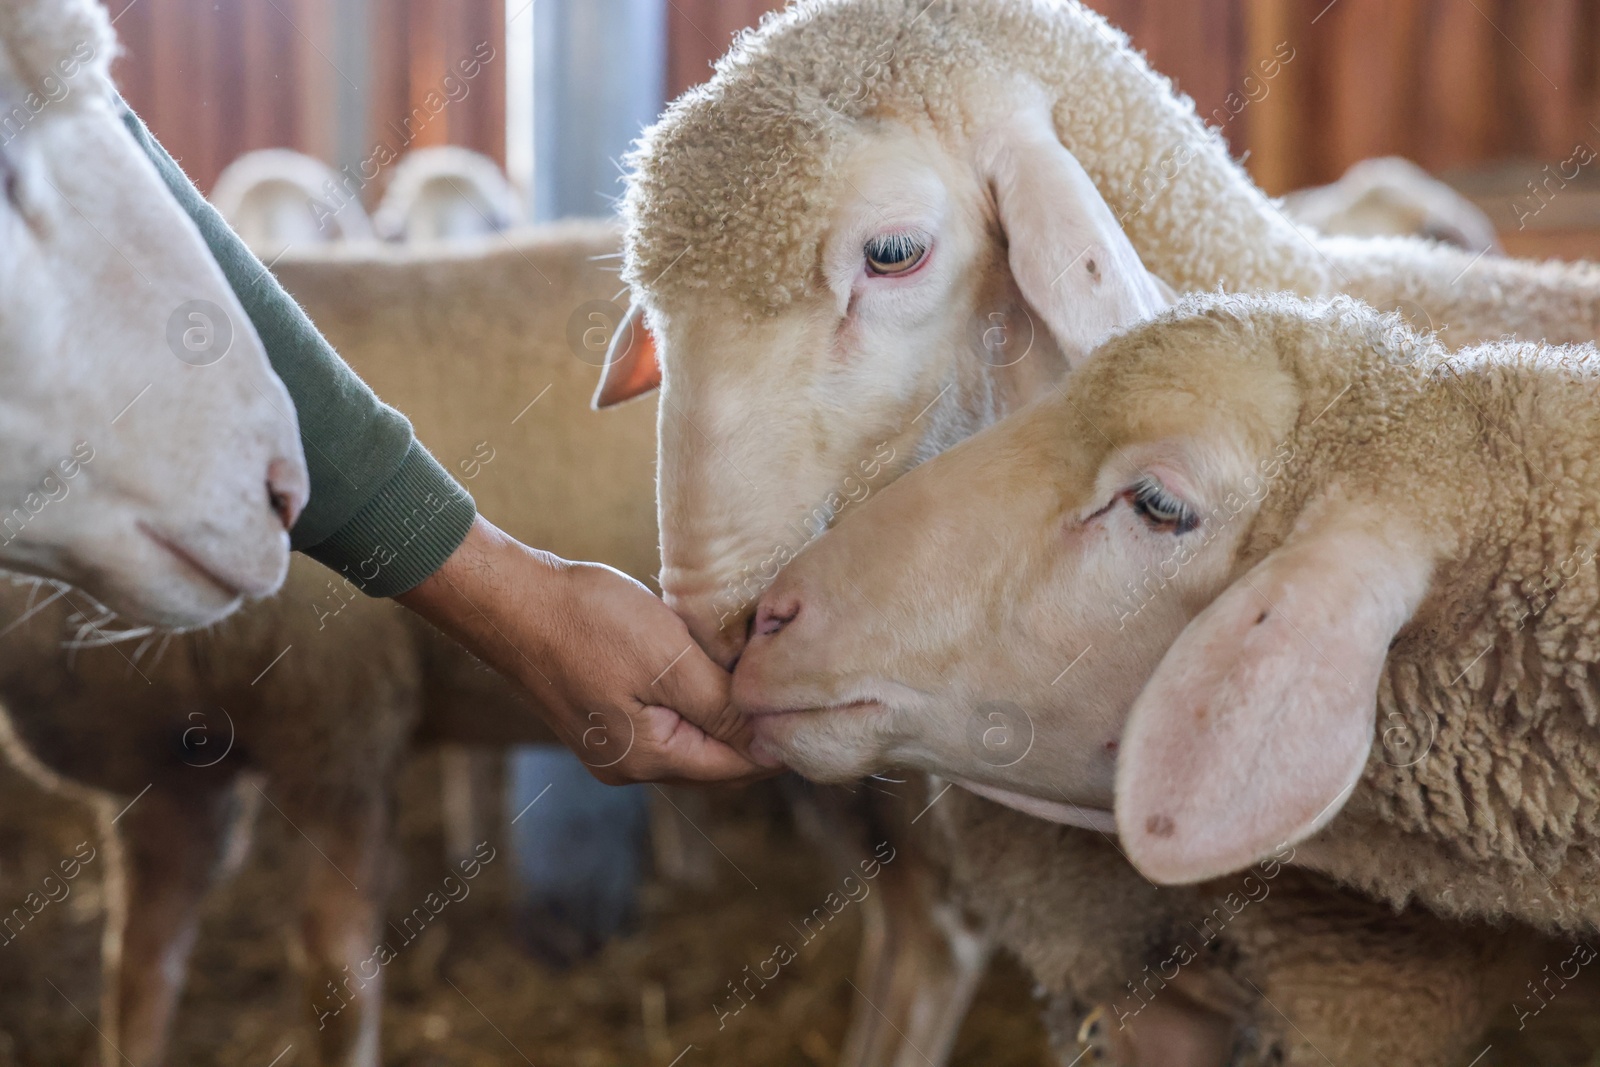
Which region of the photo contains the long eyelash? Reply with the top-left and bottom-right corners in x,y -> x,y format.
867,233 -> 923,262
1129,476 -> 1198,534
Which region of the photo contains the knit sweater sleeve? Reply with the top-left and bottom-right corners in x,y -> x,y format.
120,102 -> 476,596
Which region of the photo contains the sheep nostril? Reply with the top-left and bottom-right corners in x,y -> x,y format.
753,599 -> 801,638
266,458 -> 306,532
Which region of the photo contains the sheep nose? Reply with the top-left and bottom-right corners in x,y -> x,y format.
266,457 -> 308,532
753,597 -> 801,637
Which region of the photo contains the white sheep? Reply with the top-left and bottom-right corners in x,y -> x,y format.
604,0 -> 1600,1059
210,148 -> 377,257
734,289 -> 1600,1056
0,221 -> 655,1067
0,0 -> 307,627
371,146 -> 524,243
1280,157 -> 1502,256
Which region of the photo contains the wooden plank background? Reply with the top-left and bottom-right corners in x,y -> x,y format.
106,0 -> 1600,204
108,0 -> 505,199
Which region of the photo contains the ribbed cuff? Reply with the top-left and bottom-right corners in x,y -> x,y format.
303,442 -> 478,597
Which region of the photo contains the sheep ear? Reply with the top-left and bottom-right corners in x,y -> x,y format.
979,107 -> 1172,365
592,303 -> 661,409
1115,514 -> 1433,885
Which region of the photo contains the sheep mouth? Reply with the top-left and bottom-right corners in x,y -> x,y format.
138,522 -> 251,601
744,698 -> 885,719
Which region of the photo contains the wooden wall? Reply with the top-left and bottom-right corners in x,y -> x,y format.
665,0 -> 787,98
108,0 -> 505,199
107,0 -> 1600,208
665,0 -> 1600,197
367,0 -> 506,167
1244,0 -> 1600,194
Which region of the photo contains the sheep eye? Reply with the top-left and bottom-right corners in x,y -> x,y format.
1127,476 -> 1198,534
864,232 -> 928,276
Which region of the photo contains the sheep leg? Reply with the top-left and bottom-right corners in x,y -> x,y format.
111,781 -> 248,1066
439,745 -> 498,863
297,798 -> 389,1067
837,853 -> 993,1067
648,785 -> 718,889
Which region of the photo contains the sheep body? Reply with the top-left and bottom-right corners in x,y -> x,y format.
624,2 -> 1600,1060
929,786 -> 1557,1067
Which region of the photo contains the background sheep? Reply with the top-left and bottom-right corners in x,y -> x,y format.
0,0 -> 307,628
1280,156 -> 1502,256
735,288 -> 1600,966
371,146 -> 525,243
210,149 -> 377,258
0,221 -> 652,1067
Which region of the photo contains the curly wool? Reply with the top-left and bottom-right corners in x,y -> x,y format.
0,0 -> 115,104
929,787 -> 1546,1067
1081,292 -> 1600,932
622,0 -> 1323,315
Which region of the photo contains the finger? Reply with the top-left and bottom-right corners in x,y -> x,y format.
647,641 -> 752,750
634,704 -> 769,782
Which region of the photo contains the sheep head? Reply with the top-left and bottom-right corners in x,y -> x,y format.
609,0 -> 1204,665
0,0 -> 308,628
735,294 -> 1460,885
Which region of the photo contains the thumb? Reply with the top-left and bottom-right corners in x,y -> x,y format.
649,641 -> 751,750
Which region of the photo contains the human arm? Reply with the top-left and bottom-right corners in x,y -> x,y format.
397,516 -> 765,785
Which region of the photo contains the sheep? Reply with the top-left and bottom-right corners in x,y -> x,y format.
210,148 -> 377,257
1280,156 -> 1502,256
928,785 -> 1587,1067
603,0 -> 1600,661
732,289 -> 1600,1040
604,0 -> 1600,1059
371,146 -> 524,243
0,220 -> 655,1067
0,0 -> 307,628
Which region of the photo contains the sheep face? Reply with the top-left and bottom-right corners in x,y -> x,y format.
733,305 -> 1288,810
737,296 -> 1442,882
0,14 -> 307,628
643,117 -> 1082,664
627,99 -> 1170,667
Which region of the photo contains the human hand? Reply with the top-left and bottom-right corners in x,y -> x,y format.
398,517 -> 768,785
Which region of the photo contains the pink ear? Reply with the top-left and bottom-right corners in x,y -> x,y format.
977,103 -> 1172,365
1115,514 -> 1433,884
592,303 -> 661,409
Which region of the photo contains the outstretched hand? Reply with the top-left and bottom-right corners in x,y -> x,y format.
398,516 -> 768,785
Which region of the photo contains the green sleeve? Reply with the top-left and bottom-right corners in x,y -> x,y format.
119,102 -> 476,597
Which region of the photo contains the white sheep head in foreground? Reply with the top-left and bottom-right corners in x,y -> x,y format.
0,0 -> 307,627
734,289 -> 1600,924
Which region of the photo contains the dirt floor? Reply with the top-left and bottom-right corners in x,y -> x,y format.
0,751 -> 1050,1067
6,749 -> 1600,1067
